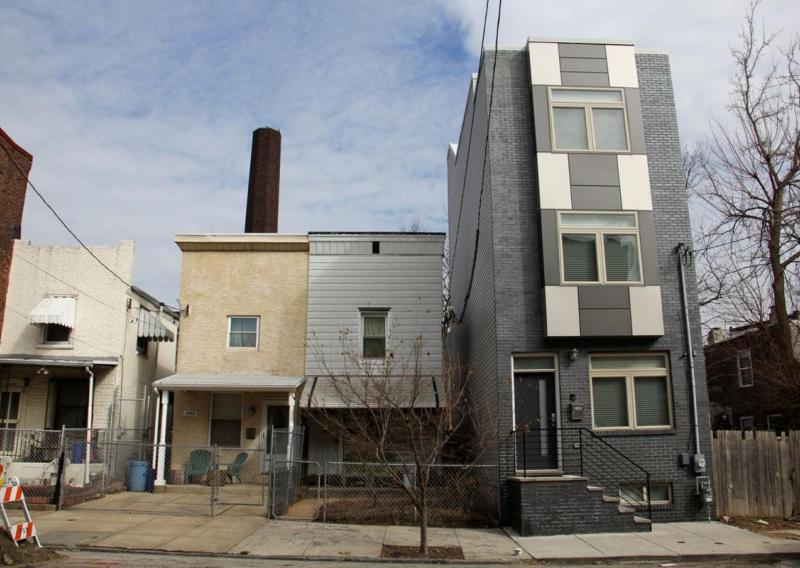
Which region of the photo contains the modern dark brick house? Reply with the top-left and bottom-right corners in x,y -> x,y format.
705,313 -> 800,432
446,38 -> 712,535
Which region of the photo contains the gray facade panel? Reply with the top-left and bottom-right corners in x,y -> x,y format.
579,308 -> 632,336
561,72 -> 610,87
559,57 -> 608,73
570,185 -> 622,210
540,210 -> 559,286
638,210 -> 660,285
558,43 -> 606,59
568,154 -> 619,186
625,88 -> 647,155
532,85 -> 551,153
578,286 -> 630,309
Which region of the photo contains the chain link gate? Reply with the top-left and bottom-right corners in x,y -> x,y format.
270,460 -> 321,520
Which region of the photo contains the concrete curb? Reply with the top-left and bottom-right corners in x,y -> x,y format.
49,543 -> 800,564
50,544 -> 531,564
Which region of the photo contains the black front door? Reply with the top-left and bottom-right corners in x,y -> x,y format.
514,372 -> 558,470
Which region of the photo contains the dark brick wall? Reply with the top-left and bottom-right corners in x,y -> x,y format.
447,48 -> 714,528
509,478 -> 648,536
0,129 -> 32,345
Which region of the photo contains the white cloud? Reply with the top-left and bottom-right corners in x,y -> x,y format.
2,0 -> 797,303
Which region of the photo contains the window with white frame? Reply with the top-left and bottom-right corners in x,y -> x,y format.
549,88 -> 629,152
737,349 -> 753,387
361,311 -> 388,358
210,393 -> 242,447
42,324 -> 71,345
559,213 -> 642,284
227,316 -> 259,349
620,482 -> 671,507
590,354 -> 673,430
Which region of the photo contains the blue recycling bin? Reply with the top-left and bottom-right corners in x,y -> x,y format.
127,460 -> 149,492
71,442 -> 86,463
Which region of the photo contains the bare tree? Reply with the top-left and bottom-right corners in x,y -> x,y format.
400,217 -> 426,232
694,1 -> 800,390
307,335 -> 488,555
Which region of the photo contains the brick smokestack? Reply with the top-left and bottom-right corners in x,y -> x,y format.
244,127 -> 281,233
0,128 -> 33,344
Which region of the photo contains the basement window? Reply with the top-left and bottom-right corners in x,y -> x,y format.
620,482 -> 671,507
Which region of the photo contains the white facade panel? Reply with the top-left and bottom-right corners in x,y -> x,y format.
629,286 -> 664,336
618,154 -> 653,211
537,153 -> 572,209
529,42 -> 562,86
606,45 -> 639,88
544,286 -> 580,337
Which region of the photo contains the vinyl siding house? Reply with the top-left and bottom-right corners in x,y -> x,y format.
0,239 -> 177,482
152,233 -> 309,485
446,38 -> 712,535
301,232 -> 445,469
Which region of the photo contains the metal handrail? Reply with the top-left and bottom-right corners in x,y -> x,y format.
509,427 -> 653,527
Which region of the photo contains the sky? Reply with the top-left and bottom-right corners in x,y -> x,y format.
1,0 -> 798,303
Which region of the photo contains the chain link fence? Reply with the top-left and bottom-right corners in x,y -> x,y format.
320,462 -> 498,527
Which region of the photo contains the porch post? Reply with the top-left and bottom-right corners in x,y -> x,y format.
151,388 -> 161,470
155,389 -> 169,486
84,366 -> 95,485
286,391 -> 296,461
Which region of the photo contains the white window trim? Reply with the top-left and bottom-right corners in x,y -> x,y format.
557,212 -> 644,285
739,415 -> 755,431
208,392 -> 243,448
589,354 -> 674,431
736,349 -> 753,388
548,87 -> 631,153
39,323 -> 74,349
0,390 -> 22,430
227,316 -> 260,350
360,310 -> 389,360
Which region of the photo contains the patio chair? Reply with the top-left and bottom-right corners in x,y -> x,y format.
225,452 -> 248,483
184,449 -> 212,484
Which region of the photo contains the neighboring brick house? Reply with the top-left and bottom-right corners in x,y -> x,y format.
705,313 -> 800,432
446,38 -> 712,536
0,128 -> 33,345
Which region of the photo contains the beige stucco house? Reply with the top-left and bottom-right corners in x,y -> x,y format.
0,239 -> 178,449
152,233 -> 308,485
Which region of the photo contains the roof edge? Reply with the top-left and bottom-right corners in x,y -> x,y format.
0,128 -> 33,160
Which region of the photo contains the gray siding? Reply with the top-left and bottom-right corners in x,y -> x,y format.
305,235 -> 444,384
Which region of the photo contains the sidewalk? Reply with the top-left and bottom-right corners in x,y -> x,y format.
12,506 -> 800,562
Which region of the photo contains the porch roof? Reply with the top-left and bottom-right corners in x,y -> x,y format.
153,373 -> 304,392
0,354 -> 119,367
301,376 -> 443,409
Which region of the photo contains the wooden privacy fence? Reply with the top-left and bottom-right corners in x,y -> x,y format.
712,430 -> 800,519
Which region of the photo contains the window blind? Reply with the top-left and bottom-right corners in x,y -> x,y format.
592,377 -> 628,427
562,234 -> 598,281
604,234 -> 640,281
634,376 -> 670,426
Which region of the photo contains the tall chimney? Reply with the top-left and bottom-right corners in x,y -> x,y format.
0,128 -> 33,345
244,127 -> 281,233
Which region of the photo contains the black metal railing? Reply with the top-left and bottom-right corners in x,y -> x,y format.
510,427 -> 653,526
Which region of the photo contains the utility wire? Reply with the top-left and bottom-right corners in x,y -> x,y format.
448,0 -> 492,279
0,142 -> 132,289
458,0 -> 502,321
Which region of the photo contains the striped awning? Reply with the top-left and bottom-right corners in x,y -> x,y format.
138,310 -> 175,342
29,296 -> 76,328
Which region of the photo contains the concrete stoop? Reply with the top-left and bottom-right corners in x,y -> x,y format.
508,475 -> 651,536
